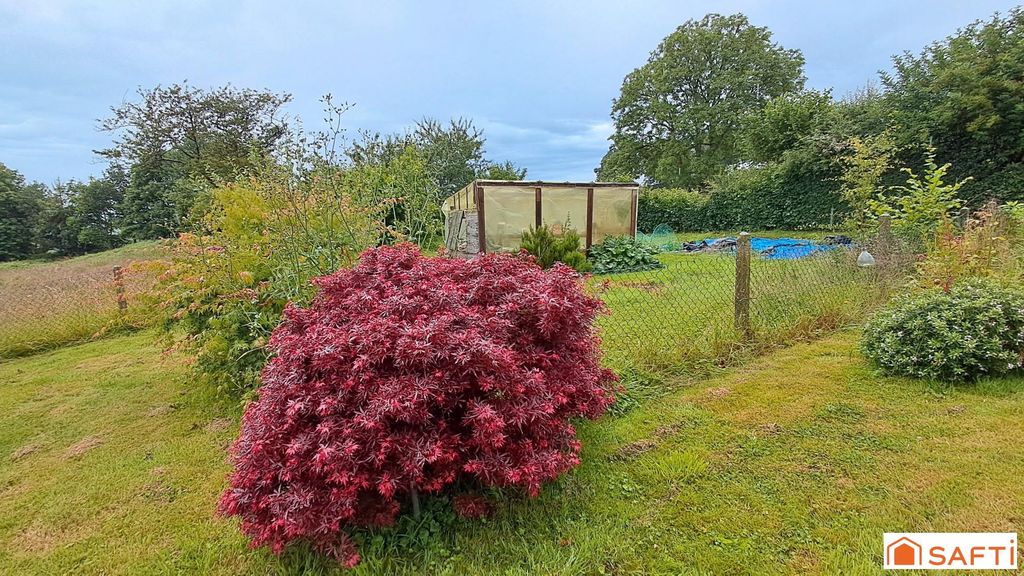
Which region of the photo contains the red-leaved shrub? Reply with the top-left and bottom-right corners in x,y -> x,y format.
452,494 -> 493,519
218,244 -> 617,566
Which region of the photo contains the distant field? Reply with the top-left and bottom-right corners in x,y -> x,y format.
0,242 -> 167,358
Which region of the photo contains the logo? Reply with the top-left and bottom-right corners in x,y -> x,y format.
884,533 -> 1017,570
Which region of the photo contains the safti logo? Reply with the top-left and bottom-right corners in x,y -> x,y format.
884,533 -> 1017,570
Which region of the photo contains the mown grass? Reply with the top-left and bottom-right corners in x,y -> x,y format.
0,242 -> 166,358
2,330 -> 1021,574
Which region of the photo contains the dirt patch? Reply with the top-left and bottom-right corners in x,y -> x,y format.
609,439 -> 658,462
142,478 -> 181,503
9,443 -> 40,462
204,417 -> 234,434
64,436 -> 103,459
147,404 -> 178,417
654,423 -> 685,439
12,520 -> 84,555
706,387 -> 731,399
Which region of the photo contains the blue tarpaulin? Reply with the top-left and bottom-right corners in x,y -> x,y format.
715,237 -> 839,260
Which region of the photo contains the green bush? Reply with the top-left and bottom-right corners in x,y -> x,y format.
588,236 -> 663,274
862,280 -> 1024,382
637,188 -> 709,233
520,224 -> 591,273
153,162 -> 382,397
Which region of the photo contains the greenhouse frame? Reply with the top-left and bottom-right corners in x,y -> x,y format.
442,180 -> 640,257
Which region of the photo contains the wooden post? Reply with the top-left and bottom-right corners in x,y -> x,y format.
113,265 -> 127,312
734,232 -> 751,339
877,214 -> 893,261
585,187 -> 594,249
534,186 -> 542,229
475,184 -> 486,254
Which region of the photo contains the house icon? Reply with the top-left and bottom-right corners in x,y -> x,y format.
887,536 -> 923,566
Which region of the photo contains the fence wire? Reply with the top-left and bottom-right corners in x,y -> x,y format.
0,262 -> 149,358
591,230 -> 911,370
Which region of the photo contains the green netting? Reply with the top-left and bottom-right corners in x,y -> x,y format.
636,223 -> 676,250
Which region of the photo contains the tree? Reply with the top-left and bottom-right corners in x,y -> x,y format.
70,165 -> 128,251
98,83 -> 292,186
33,182 -> 80,257
477,160 -> 527,181
839,131 -> 898,228
97,83 -> 292,239
0,163 -> 45,261
742,90 -> 835,163
599,13 -> 805,188
882,7 -> 1024,203
219,244 -> 616,567
348,118 -> 525,201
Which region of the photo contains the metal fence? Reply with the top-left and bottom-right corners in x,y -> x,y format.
0,263 -> 139,358
590,220 -> 910,370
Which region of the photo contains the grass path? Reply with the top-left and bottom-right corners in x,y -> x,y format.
1,330 -> 1022,574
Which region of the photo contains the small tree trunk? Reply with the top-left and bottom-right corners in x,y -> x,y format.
410,482 -> 421,520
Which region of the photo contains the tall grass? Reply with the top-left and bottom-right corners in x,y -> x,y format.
0,243 -> 165,358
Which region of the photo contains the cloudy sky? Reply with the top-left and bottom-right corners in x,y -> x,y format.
1,0 -> 1019,185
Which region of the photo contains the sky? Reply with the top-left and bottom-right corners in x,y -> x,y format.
1,0 -> 1020,186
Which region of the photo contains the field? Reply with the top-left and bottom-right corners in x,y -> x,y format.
0,242 -> 165,358
1,330 -> 1022,574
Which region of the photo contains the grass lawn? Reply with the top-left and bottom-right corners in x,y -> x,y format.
2,330 -> 1021,574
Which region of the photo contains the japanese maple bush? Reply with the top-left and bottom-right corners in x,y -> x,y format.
219,244 -> 617,566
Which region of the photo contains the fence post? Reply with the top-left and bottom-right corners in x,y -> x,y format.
113,265 -> 127,313
876,214 -> 893,263
734,232 -> 752,340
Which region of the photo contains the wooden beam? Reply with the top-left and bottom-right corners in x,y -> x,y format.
474,180 -> 638,189
585,187 -> 594,249
475,185 -> 486,254
535,187 -> 542,228
629,188 -> 638,237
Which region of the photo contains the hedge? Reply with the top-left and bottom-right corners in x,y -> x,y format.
637,162 -> 849,232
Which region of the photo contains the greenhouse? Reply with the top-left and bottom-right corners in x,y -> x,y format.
442,180 -> 639,256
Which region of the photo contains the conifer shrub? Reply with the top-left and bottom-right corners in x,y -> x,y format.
520,224 -> 591,272
218,244 -> 617,567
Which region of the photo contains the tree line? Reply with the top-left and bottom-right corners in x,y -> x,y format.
0,85 -> 523,262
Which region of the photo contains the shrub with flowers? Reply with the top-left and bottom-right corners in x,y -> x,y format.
218,244 -> 618,567
862,279 -> 1024,382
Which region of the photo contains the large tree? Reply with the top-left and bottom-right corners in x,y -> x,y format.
348,118 -> 525,201
882,7 -> 1024,203
599,13 -> 805,188
98,83 -> 292,186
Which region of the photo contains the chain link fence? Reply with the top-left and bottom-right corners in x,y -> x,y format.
591,221 -> 912,371
0,262 -> 146,358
